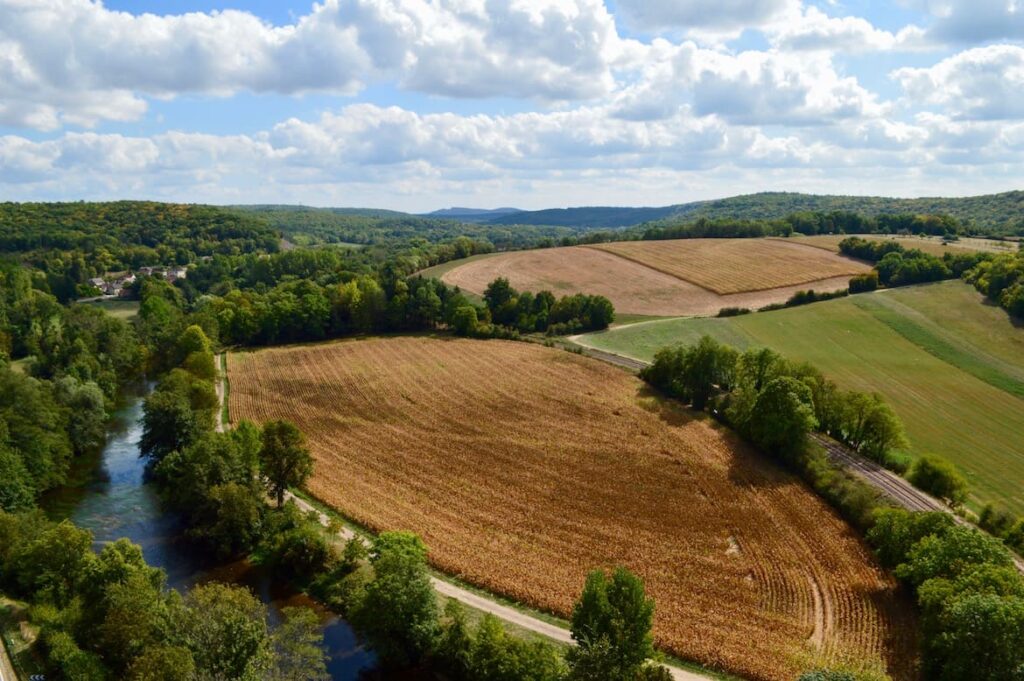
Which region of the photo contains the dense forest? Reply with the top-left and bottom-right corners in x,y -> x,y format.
232,205 -> 577,249
483,190 -> 1024,234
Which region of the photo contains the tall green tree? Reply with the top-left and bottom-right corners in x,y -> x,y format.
746,376 -> 818,459
259,420 -> 314,508
178,583 -> 273,681
351,531 -> 438,668
568,567 -> 662,681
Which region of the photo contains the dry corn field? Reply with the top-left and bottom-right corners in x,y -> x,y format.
228,337 -> 917,681
586,239 -> 869,294
439,243 -> 858,317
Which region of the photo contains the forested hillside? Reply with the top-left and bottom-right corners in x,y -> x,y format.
480,191 -> 1024,233
0,201 -> 279,259
233,204 -> 575,248
485,205 -> 680,228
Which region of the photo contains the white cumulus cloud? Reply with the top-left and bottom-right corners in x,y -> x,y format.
893,44 -> 1024,120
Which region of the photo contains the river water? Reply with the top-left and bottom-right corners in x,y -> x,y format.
43,387 -> 377,679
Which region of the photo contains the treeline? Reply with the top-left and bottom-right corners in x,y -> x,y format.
184,235 -> 495,297
641,337 -> 908,472
475,278 -> 614,336
838,237 -> 989,287
964,248 -> 1024,319
642,211 -> 971,242
1,262 -> 146,510
234,204 -> 578,250
867,509 -> 1024,680
639,337 -> 976,531
664,190 -> 1024,235
840,236 -> 1024,319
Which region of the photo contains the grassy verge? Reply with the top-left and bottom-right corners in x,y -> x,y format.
79,298 -> 140,320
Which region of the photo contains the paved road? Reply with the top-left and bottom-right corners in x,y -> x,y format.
219,353 -> 713,681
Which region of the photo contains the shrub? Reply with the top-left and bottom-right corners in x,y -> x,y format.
848,272 -> 879,294
907,455 -> 968,507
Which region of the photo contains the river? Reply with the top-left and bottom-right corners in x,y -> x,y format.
42,386 -> 378,679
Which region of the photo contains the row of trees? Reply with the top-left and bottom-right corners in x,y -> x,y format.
964,248 -> 1024,319
641,338 -> 908,470
838,236 -> 1023,320
641,211 -> 972,242
641,337 -> 1023,680
838,237 -> 992,288
482,277 -> 614,336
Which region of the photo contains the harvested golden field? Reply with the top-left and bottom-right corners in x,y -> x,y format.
587,239 -> 869,294
779,234 -> 1019,257
229,336 -> 916,681
440,244 -> 857,316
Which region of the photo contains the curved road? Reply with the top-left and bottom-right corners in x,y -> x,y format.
217,355 -> 713,681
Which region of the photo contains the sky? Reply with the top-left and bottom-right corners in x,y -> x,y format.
1,0 -> 1023,211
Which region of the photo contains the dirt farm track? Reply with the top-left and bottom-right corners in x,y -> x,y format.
228,336 -> 917,681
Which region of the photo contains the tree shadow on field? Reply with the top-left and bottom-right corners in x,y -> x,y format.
634,385 -> 790,490
633,384 -> 700,428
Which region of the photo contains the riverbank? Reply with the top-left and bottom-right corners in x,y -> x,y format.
42,382 -> 376,680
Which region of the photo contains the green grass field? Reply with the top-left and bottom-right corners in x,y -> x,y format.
578,281 -> 1024,514
80,299 -> 140,320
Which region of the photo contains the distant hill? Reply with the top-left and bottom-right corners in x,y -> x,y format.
481,191 -> 1024,233
425,207 -> 523,222
486,205 -> 680,229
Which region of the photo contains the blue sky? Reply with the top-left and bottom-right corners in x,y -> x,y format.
1,0 -> 1022,211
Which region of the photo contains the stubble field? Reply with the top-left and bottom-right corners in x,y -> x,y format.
438,239 -> 865,316
228,336 -> 917,681
586,239 -> 869,294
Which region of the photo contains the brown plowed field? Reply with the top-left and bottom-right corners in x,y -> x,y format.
439,240 -> 866,316
586,239 -> 869,294
228,337 -> 917,681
